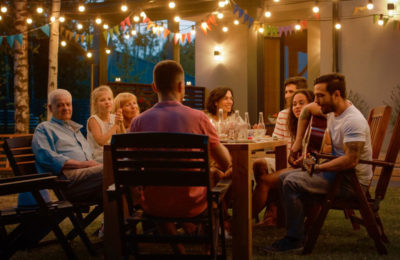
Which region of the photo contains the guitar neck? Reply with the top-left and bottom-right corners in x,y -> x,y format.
315,153 -> 397,168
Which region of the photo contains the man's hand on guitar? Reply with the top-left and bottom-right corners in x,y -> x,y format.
288,150 -> 303,168
303,154 -> 316,176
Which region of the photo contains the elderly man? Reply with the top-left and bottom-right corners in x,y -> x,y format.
31,89 -> 103,203
129,60 -> 232,253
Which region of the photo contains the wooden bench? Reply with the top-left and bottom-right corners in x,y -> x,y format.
0,134 -> 32,177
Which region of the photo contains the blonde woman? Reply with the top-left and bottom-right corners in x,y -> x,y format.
113,92 -> 140,132
87,85 -> 123,162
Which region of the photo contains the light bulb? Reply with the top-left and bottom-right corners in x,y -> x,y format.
61,40 -> 67,47
295,24 -> 301,30
335,23 -> 341,30
77,23 -> 83,30
105,49 -> 111,54
1,6 -> 7,13
217,12 -> 224,19
87,52 -> 93,58
313,6 -> 319,13
78,4 -> 85,12
133,15 -> 140,22
377,15 -> 384,26
95,18 -> 102,24
258,27 -> 264,33
218,1 -> 226,8
121,4 -> 128,12
265,11 -> 271,18
222,26 -> 228,32
124,33 -> 130,39
37,7 -> 43,14
169,1 -> 176,8
131,29 -> 137,35
367,3 -> 374,10
174,16 -> 180,22
233,20 -> 239,25
140,11 -> 146,18
191,26 -> 196,35
26,18 -> 33,24
103,24 -> 109,29
201,22 -> 207,29
50,16 -> 56,22
59,16 -> 65,23
273,0 -> 279,2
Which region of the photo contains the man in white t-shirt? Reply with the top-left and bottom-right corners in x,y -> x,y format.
264,73 -> 372,253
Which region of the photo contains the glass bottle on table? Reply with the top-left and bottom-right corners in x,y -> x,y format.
217,108 -> 226,139
256,112 -> 266,139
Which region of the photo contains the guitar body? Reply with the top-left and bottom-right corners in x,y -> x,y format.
304,116 -> 327,155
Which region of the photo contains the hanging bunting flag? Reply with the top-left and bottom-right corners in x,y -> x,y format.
103,31 -> 108,42
147,22 -> 154,31
200,24 -> 208,34
313,12 -> 320,20
108,28 -> 114,38
74,33 -> 80,42
120,20 -> 126,31
206,21 -> 212,31
174,33 -> 179,44
209,15 -> 217,26
186,33 -> 191,44
113,25 -> 120,35
40,24 -> 50,37
372,14 -> 378,24
15,34 -> 23,46
233,4 -> 239,14
81,35 -> 85,44
238,8 -> 244,19
143,17 -> 150,24
181,33 -> 186,44
300,20 -> 307,29
353,6 -> 367,15
248,17 -> 254,28
124,17 -> 131,27
6,35 -> 15,47
163,28 -> 170,38
243,14 -> 249,24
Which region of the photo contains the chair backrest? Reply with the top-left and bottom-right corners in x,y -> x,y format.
375,112 -> 400,201
368,106 -> 392,159
111,132 -> 210,188
3,135 -> 37,176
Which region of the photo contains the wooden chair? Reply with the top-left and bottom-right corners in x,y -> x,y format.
0,174 -> 95,259
303,112 -> 400,255
109,132 -> 230,259
2,135 -> 103,244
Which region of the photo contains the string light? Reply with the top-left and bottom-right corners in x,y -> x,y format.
258,26 -> 264,33
377,14 -> 384,26
133,15 -> 140,22
131,29 -> 137,35
169,1 -> 176,8
191,26 -> 196,35
295,23 -> 301,31
335,23 -> 341,30
201,21 -> 207,30
176,32 -> 181,39
1,6 -> 7,13
140,11 -> 146,18
233,19 -> 239,25
124,33 -> 130,39
78,4 -> 85,12
174,16 -> 180,22
217,12 -> 224,19
159,22 -> 165,32
103,24 -> 109,29
218,1 -> 227,8
37,7 -> 44,14
86,51 -> 93,58
152,26 -> 158,34
26,18 -> 33,24
222,26 -> 228,32
121,3 -> 128,12
50,16 -> 56,22
312,5 -> 320,14
105,48 -> 111,54
367,0 -> 374,10
95,17 -> 102,24
59,16 -> 65,23
265,11 -> 271,18
273,0 -> 280,2
60,40 -> 67,47
77,23 -> 83,30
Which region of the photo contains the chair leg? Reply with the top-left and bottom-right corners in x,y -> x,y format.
66,205 -> 103,241
375,214 -> 389,243
47,215 -> 78,260
67,212 -> 97,256
343,209 -> 360,230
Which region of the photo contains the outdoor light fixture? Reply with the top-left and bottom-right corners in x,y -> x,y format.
140,11 -> 146,18
214,46 -> 223,62
169,1 -> 176,9
273,0 -> 280,2
105,48 -> 111,54
367,0 -> 374,10
87,51 -> 93,58
295,23 -> 301,30
335,23 -> 342,30
313,2 -> 320,14
133,15 -> 140,22
37,7 -> 43,14
131,29 -> 137,35
191,26 -> 196,35
1,6 -> 7,13
258,26 -> 264,33
50,16 -> 56,22
77,23 -> 83,30
233,19 -> 239,25
95,17 -> 102,24
26,18 -> 33,24
59,16 -> 65,22
217,12 -> 224,19
78,4 -> 85,12
201,22 -> 207,30
121,3 -> 128,12
174,16 -> 180,22
265,11 -> 271,18
222,26 -> 228,32
103,24 -> 109,29
124,33 -> 130,39
60,40 -> 67,47
377,14 -> 384,26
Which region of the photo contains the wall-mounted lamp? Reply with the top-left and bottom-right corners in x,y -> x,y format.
214,46 -> 223,62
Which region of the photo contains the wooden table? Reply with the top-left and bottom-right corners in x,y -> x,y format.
223,140 -> 287,260
103,140 -> 287,260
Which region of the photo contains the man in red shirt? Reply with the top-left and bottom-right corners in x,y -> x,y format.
129,60 -> 231,253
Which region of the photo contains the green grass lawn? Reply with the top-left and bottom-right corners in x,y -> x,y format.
2,186 -> 399,259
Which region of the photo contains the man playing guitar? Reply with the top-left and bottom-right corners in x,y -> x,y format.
264,73 -> 373,253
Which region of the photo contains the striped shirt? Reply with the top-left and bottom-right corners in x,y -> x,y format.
272,108 -> 292,149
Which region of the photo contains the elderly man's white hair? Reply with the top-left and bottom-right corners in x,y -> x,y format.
48,89 -> 72,106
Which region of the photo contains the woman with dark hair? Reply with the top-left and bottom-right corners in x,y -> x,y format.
252,89 -> 316,226
205,87 -> 234,122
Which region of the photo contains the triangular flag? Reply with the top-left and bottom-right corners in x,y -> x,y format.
206,21 -> 212,31
181,33 -> 186,44
147,22 -> 154,31
120,20 -> 126,31
124,17 -> 131,27
248,17 -> 254,28
313,12 -> 320,20
113,25 -> 119,35
163,29 -> 170,38
393,20 -> 399,30
186,33 -> 191,44
15,34 -> 23,46
40,24 -> 50,37
233,4 -> 239,14
372,14 -> 378,24
7,35 -> 15,47
81,35 -> 85,44
109,28 -> 114,38
301,20 -> 307,29
143,17 -> 150,24
0,37 -> 3,46
243,14 -> 249,23
209,15 -> 217,26
238,8 -> 244,19
200,24 -> 207,34
103,31 -> 108,42
74,33 -> 79,42
174,34 -> 179,44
